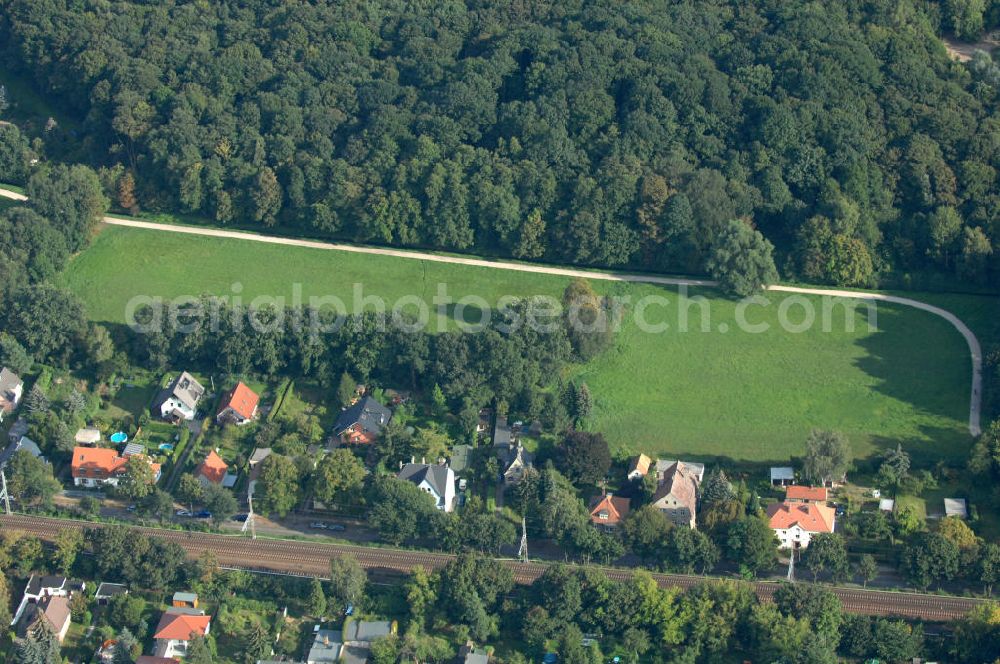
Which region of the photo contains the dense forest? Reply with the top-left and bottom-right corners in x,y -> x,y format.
2,0 -> 1000,289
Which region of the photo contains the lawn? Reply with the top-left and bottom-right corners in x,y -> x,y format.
60,225 -> 993,464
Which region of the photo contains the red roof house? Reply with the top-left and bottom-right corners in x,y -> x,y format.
785,485 -> 828,503
216,382 -> 259,425
589,494 -> 631,528
153,609 -> 211,659
767,501 -> 836,549
71,447 -> 161,488
195,451 -> 228,485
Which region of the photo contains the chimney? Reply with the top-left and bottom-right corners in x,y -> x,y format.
323,635 -> 330,646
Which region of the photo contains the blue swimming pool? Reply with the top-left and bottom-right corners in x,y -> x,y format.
158,443 -> 174,452
109,432 -> 128,443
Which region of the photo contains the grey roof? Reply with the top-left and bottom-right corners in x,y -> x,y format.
172,591 -> 198,603
398,463 -> 452,499
944,498 -> 968,518
0,436 -> 43,469
0,367 -> 23,395
345,620 -> 392,642
74,427 -> 101,444
7,417 -> 28,443
492,416 -> 512,447
156,372 -> 205,411
498,443 -> 532,473
94,582 -> 128,598
464,650 -> 489,664
340,646 -> 369,664
333,396 -> 391,437
122,442 -> 145,457
450,445 -> 472,473
771,467 -> 795,481
307,629 -> 342,663
250,447 -> 272,465
24,574 -> 67,597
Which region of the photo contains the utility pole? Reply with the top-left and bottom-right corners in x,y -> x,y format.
0,469 -> 11,515
786,549 -> 795,582
242,489 -> 256,540
518,516 -> 528,562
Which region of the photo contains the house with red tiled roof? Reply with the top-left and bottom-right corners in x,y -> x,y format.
767,501 -> 836,549
785,485 -> 828,503
153,608 -> 211,659
216,382 -> 259,425
71,447 -> 161,488
195,451 -> 228,486
589,493 -> 631,529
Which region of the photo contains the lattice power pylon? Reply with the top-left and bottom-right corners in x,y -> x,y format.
518,516 -> 528,562
0,469 -> 11,515
242,489 -> 257,540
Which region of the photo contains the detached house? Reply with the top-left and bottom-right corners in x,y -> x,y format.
11,575 -> 85,627
195,451 -> 228,487
767,501 -> 836,549
17,595 -> 72,643
0,435 -> 44,471
333,396 -> 391,445
0,367 -> 24,415
497,442 -> 533,485
785,486 -> 828,504
398,462 -> 456,512
589,493 -> 630,530
153,372 -> 205,423
216,382 -> 259,425
153,608 -> 211,659
651,461 -> 701,528
71,446 -> 161,488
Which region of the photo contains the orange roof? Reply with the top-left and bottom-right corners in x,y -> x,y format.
72,446 -> 127,477
767,501 -> 836,534
137,657 -> 180,664
218,382 -> 259,420
786,485 -> 828,502
589,494 -> 631,525
628,454 -> 652,477
154,611 -> 211,641
196,450 -> 228,484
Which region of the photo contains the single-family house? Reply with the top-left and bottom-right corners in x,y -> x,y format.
248,447 -> 272,495
344,619 -> 396,643
74,427 -> 102,446
153,607 -> 211,659
153,372 -> 205,423
767,500 -> 836,549
172,592 -> 199,609
497,442 -> 532,485
656,459 -> 704,483
398,462 -> 456,512
71,446 -> 161,488
0,367 -> 24,415
216,382 -> 259,425
17,595 -> 71,643
651,461 -> 701,528
11,575 -> 84,626
770,467 -> 795,487
307,628 -> 343,664
0,435 -> 44,471
333,396 -> 391,445
94,582 -> 128,606
627,454 -> 652,481
589,493 -> 630,529
492,415 -> 513,448
195,451 -> 228,486
785,486 -> 828,504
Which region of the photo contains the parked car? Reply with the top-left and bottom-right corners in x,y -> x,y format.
175,509 -> 192,517
309,522 -> 327,529
327,524 -> 346,532
231,514 -> 249,522
126,504 -> 137,512
194,510 -> 212,519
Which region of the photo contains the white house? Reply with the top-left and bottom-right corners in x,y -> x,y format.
11,575 -> 84,626
398,462 -> 456,512
0,367 -> 24,416
153,372 -> 205,422
766,501 -> 836,549
153,608 -> 211,659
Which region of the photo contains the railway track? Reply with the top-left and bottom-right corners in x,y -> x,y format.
0,514 -> 986,622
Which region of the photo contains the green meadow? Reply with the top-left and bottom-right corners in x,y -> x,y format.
62,224 -> 991,464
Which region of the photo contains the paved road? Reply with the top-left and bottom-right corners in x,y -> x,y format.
0,186 -> 982,435
1,513 -> 987,622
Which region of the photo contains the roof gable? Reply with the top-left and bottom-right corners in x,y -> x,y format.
218,382 -> 259,420
767,501 -> 836,533
334,396 -> 391,436
154,610 -> 211,641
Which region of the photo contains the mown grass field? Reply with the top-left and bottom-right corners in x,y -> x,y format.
61,224 -> 993,464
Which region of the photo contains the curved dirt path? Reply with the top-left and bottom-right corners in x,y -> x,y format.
0,186 -> 982,435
